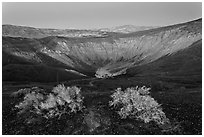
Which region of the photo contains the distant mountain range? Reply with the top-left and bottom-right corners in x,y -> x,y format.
98,25 -> 159,33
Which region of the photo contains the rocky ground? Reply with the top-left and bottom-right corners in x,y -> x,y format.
2,76 -> 202,135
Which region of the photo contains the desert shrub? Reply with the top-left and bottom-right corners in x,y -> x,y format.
15,90 -> 44,115
15,84 -> 84,119
11,87 -> 44,97
40,84 -> 84,118
109,86 -> 170,126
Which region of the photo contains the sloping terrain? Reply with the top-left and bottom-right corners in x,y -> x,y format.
2,18 -> 202,81
127,39 -> 202,85
2,24 -> 111,38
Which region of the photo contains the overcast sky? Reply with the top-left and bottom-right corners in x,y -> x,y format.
2,2 -> 202,29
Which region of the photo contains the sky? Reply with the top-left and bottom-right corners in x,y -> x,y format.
2,2 -> 202,29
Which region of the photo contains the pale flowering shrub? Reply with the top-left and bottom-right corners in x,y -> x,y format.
15,84 -> 84,119
52,84 -> 83,112
11,87 -> 44,97
14,87 -> 45,115
40,84 -> 84,118
109,86 -> 170,125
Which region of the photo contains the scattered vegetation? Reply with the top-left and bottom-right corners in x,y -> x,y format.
15,84 -> 84,119
9,84 -> 199,134
109,86 -> 170,125
11,86 -> 44,97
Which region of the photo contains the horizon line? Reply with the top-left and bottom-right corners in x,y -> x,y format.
2,17 -> 202,30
